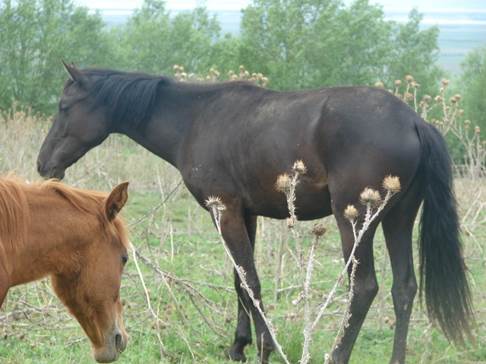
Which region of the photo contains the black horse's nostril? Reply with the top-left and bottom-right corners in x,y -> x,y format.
115,333 -> 122,351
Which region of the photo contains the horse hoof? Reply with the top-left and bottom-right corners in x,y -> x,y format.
257,347 -> 273,364
225,346 -> 247,362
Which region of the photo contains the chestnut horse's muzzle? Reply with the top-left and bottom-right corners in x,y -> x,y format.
93,328 -> 128,363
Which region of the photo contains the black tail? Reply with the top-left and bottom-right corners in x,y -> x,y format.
415,121 -> 474,345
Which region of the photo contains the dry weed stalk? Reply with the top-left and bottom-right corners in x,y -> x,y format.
206,196 -> 291,364
298,224 -> 326,364
130,242 -> 167,354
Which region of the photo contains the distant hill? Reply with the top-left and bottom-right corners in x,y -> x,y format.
100,8 -> 486,75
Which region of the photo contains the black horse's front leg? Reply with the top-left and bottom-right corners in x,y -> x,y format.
227,214 -> 257,362
216,202 -> 274,363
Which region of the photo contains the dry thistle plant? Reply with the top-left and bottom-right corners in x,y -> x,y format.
173,64 -> 269,87
205,196 -> 290,364
386,75 -> 485,179
274,160 -> 308,298
324,175 -> 401,363
275,160 -> 307,228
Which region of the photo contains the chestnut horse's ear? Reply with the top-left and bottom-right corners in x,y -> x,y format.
105,182 -> 129,221
62,60 -> 87,87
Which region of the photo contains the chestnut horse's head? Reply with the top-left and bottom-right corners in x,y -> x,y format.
37,62 -> 111,179
50,182 -> 130,363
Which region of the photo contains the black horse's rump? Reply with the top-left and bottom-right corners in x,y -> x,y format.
38,64 -> 473,364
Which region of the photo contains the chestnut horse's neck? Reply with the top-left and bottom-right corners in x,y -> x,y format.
0,179 -> 103,288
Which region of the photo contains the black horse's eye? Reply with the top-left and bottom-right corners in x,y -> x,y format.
59,98 -> 71,112
121,255 -> 128,265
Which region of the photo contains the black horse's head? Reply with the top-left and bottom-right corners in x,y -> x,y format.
37,62 -> 111,179
38,62 -> 165,179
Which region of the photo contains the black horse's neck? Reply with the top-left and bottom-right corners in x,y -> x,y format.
114,81 -> 227,168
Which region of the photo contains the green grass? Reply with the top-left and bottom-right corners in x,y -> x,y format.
1,189 -> 484,364
0,119 -> 484,363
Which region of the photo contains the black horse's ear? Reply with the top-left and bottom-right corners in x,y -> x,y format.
62,60 -> 87,87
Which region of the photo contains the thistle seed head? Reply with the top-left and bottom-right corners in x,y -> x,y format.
475,126 -> 481,134
312,223 -> 327,237
275,173 -> 291,192
394,79 -> 402,87
404,92 -> 413,101
205,196 -> 226,211
292,160 -> 307,175
344,205 -> 359,221
360,187 -> 381,206
374,81 -> 385,88
405,75 -> 414,83
441,79 -> 450,87
383,175 -> 401,193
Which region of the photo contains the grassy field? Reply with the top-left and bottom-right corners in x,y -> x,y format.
0,112 -> 485,363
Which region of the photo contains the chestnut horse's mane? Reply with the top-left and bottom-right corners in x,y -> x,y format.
0,177 -> 29,252
0,176 -> 127,251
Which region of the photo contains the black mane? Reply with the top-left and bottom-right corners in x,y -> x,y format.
82,68 -> 172,126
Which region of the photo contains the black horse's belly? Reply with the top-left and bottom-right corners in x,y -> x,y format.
247,183 -> 333,220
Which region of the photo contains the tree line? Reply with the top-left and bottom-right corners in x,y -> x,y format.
0,0 -> 484,132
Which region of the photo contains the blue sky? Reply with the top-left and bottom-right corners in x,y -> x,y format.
74,0 -> 486,12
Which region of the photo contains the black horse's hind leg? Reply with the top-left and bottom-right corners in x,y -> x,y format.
228,214 -> 257,362
219,203 -> 274,363
330,216 -> 379,364
382,183 -> 421,364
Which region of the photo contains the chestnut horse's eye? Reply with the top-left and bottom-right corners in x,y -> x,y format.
121,255 -> 128,265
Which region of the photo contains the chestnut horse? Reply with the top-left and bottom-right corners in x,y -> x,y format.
0,176 -> 130,363
37,64 -> 473,364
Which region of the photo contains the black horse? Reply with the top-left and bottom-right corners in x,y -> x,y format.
37,63 -> 473,364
